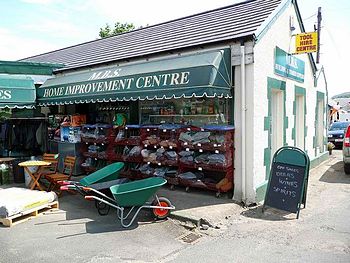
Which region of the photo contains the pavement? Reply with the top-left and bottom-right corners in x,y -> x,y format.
1,151 -> 335,230
1,150 -> 348,262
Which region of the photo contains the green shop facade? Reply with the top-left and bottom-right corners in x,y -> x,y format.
0,61 -> 63,159
21,0 -> 327,204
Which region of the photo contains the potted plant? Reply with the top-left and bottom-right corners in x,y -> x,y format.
327,142 -> 335,155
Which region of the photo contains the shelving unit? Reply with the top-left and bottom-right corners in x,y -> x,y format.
80,124 -> 113,172
177,125 -> 234,196
80,122 -> 234,196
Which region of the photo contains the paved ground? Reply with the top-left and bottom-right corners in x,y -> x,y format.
0,150 -> 349,262
163,150 -> 350,262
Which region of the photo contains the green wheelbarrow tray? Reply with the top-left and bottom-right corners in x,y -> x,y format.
84,177 -> 175,228
60,162 -> 125,199
79,162 -> 125,186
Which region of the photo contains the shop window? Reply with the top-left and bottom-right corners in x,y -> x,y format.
139,98 -> 230,126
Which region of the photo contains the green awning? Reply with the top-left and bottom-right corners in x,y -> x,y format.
37,49 -> 232,106
0,76 -> 36,109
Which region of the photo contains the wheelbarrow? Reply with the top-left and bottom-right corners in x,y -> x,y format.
83,177 -> 175,227
60,162 -> 125,195
60,162 -> 127,215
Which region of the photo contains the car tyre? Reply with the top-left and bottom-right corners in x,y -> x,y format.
345,163 -> 350,175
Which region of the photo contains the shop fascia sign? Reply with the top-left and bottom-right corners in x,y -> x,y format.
274,46 -> 305,83
294,32 -> 318,54
0,88 -> 12,100
0,87 -> 35,102
41,68 -> 192,98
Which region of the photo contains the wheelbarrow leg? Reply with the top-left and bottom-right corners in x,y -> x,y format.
119,206 -> 145,228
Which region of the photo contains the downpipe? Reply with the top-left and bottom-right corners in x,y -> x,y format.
241,42 -> 247,204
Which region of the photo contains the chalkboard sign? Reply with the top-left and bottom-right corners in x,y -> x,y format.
263,146 -> 310,218
265,162 -> 305,213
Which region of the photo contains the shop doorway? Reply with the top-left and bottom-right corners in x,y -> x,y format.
271,90 -> 284,156
295,94 -> 305,149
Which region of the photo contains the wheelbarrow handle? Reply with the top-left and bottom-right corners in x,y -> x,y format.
60,185 -> 76,191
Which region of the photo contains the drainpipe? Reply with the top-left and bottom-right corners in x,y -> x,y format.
240,41 -> 246,203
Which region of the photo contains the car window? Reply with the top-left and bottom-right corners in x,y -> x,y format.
329,122 -> 350,131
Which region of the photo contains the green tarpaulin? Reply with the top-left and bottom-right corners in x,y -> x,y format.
37,49 -> 232,105
0,76 -> 36,109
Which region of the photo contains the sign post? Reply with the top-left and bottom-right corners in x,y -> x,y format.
262,146 -> 310,219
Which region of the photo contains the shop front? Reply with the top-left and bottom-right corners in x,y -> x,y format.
37,49 -> 235,196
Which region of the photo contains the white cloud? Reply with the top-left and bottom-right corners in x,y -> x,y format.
20,0 -> 56,4
21,20 -> 82,39
0,28 -> 60,60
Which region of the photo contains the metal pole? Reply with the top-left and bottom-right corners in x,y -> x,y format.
316,7 -> 322,63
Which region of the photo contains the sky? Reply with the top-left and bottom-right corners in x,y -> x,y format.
0,0 -> 348,97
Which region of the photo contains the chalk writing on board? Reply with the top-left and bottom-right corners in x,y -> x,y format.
264,162 -> 306,213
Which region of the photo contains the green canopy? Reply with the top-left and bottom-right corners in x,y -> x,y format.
0,75 -> 36,109
37,49 -> 232,106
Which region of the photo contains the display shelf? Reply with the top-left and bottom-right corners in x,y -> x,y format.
114,138 -> 140,146
148,114 -> 221,126
177,125 -> 234,195
179,161 -> 232,172
143,160 -> 178,167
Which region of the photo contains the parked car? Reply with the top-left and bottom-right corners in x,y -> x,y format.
343,124 -> 350,174
328,121 -> 350,149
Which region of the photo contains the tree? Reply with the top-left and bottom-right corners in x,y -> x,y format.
99,22 -> 135,38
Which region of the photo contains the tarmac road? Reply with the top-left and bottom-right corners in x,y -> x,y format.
1,150 -> 349,263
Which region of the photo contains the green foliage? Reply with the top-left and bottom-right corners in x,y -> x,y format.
99,22 -> 136,38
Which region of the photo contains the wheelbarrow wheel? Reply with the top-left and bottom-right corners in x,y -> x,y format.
95,200 -> 110,216
152,197 -> 172,220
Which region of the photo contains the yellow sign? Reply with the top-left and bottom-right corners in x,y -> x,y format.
295,32 -> 318,54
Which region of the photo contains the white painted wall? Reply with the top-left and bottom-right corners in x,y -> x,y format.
245,1 -> 327,201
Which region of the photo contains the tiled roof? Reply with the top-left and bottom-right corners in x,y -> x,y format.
21,0 -> 281,71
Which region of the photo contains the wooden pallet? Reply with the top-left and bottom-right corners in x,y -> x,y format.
0,201 -> 59,227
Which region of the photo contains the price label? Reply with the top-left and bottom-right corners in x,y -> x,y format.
163,129 -> 166,132
169,146 -> 173,149
147,128 -> 150,132
198,167 -> 203,171
125,127 -> 128,130
197,143 -> 201,147
154,146 -> 157,149
215,150 -> 219,154
218,144 -> 222,147
199,149 -> 203,153
187,128 -> 191,131
214,144 -> 217,147
147,162 -> 150,164
144,144 -> 148,147
158,163 -> 161,166
200,128 -> 204,131
101,143 -> 104,146
184,142 -> 188,146
186,148 -> 190,151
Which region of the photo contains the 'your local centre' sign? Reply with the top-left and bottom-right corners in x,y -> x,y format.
274,46 -> 305,83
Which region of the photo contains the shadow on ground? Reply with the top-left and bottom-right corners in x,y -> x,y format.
319,161 -> 350,184
240,205 -> 297,221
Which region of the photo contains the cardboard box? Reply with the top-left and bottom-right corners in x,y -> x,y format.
71,115 -> 86,127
